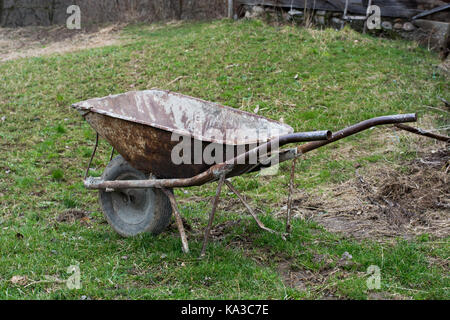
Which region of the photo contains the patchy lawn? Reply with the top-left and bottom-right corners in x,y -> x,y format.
0,19 -> 448,300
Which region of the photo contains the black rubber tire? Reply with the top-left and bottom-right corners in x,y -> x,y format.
99,155 -> 172,237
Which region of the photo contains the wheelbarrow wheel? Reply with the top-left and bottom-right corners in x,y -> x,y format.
99,155 -> 172,237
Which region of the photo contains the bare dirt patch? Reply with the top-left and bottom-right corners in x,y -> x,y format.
273,113 -> 450,241
287,143 -> 449,240
276,251 -> 367,299
56,209 -> 91,224
0,24 -> 124,62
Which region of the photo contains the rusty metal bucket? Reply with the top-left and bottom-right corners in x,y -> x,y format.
72,89 -> 301,179
72,90 -> 417,190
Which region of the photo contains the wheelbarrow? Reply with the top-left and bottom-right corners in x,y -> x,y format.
72,89 -> 417,255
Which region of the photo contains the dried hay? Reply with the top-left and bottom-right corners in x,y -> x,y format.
282,119 -> 449,240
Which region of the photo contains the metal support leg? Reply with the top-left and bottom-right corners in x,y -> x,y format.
162,188 -> 190,254
200,174 -> 226,257
109,147 -> 115,162
286,157 -> 297,234
224,180 -> 287,240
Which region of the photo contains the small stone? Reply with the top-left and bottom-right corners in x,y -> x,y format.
245,6 -> 265,19
341,252 -> 353,260
288,9 -> 303,17
315,15 -> 325,25
393,22 -> 403,30
381,21 -> 392,30
160,253 -> 167,259
10,275 -> 27,285
282,12 -> 291,21
252,6 -> 264,15
403,22 -> 415,32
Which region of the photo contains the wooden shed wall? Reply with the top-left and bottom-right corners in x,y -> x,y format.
238,0 -> 448,18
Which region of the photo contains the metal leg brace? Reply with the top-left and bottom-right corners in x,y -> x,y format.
286,157 -> 297,234
162,157 -> 297,254
162,188 -> 190,254
200,174 -> 226,257
225,180 -> 287,240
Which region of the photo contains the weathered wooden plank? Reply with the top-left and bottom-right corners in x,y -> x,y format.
238,0 -> 423,17
378,6 -> 422,17
238,0 -> 348,12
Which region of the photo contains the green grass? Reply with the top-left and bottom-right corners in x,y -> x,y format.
0,19 -> 448,300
